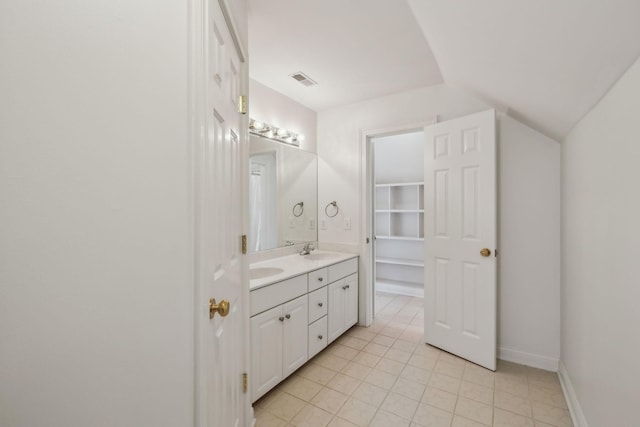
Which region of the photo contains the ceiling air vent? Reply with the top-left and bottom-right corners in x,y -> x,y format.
290,71 -> 317,87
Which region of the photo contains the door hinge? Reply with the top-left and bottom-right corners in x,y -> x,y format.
242,373 -> 248,394
241,235 -> 247,254
238,95 -> 247,115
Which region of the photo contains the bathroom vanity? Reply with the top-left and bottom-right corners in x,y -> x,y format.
249,251 -> 358,402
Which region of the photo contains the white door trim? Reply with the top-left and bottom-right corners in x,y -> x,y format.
188,1 -> 250,425
358,119 -> 436,326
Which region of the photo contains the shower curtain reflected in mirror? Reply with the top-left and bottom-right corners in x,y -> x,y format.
249,152 -> 277,251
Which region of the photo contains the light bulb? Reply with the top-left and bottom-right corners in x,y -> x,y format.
297,134 -> 305,142
252,121 -> 264,130
276,128 -> 289,138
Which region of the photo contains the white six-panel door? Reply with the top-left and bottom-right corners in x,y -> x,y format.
196,1 -> 247,426
423,110 -> 497,371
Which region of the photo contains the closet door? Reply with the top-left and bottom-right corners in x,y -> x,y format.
424,109 -> 497,371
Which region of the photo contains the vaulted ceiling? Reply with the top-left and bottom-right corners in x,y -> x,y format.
249,0 -> 640,141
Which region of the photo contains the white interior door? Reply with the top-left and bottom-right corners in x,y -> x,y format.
423,110 -> 497,371
196,1 -> 247,426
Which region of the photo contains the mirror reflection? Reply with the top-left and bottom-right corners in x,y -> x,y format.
249,135 -> 317,252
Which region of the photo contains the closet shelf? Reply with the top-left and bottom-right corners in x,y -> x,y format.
376,257 -> 424,267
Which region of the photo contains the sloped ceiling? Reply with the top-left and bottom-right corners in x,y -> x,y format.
249,0 -> 640,141
248,0 -> 443,111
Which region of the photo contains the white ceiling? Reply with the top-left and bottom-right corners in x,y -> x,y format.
249,0 -> 640,141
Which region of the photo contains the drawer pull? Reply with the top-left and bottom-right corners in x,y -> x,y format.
279,316 -> 284,322
318,302 -> 323,307
342,285 -> 350,290
318,277 -> 323,282
318,335 -> 323,340
285,314 -> 291,319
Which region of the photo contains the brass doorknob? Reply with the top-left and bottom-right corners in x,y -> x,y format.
209,298 -> 230,319
480,248 -> 491,257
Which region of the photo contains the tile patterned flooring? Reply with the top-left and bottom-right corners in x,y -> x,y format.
253,292 -> 572,427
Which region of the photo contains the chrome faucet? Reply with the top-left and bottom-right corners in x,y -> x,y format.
299,243 -> 314,255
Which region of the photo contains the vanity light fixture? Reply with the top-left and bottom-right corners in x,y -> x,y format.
249,118 -> 302,147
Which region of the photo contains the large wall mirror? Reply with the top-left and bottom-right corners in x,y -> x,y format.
249,135 -> 317,252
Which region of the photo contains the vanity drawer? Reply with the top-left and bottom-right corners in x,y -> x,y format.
308,286 -> 328,323
308,268 -> 328,292
328,258 -> 358,283
250,274 -> 307,317
308,316 -> 328,358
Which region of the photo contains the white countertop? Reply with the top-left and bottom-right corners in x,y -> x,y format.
249,250 -> 358,290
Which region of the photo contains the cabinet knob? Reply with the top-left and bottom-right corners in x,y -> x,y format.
318,302 -> 323,307
285,314 -> 291,319
318,335 -> 323,340
342,285 -> 347,290
345,285 -> 350,289
279,317 -> 284,322
318,277 -> 323,282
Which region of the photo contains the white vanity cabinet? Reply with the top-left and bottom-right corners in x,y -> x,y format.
250,255 -> 358,402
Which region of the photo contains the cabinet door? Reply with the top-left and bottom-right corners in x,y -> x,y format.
344,273 -> 359,329
282,295 -> 308,377
328,279 -> 346,343
251,305 -> 283,402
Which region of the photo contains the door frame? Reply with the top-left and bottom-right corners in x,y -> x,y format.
188,0 -> 251,426
358,119 -> 436,326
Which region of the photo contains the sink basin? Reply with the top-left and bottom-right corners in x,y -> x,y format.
303,252 -> 340,261
249,267 -> 284,280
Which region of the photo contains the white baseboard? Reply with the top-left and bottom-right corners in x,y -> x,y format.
558,361 -> 589,427
497,346 -> 559,372
376,280 -> 424,298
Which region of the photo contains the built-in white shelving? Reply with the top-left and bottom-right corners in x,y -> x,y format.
374,182 -> 425,297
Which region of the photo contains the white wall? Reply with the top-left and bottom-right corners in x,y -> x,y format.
250,79 -> 318,152
0,2 -> 197,426
318,84 -> 561,369
561,57 -> 640,426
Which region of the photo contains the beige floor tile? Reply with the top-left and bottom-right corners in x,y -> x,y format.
255,389 -> 284,409
363,341 -> 390,356
413,345 -> 441,358
495,376 -> 529,398
313,353 -> 350,372
339,336 -> 369,350
408,353 -> 438,371
534,422 -> 558,427
370,409 -> 412,427
529,383 -> 568,409
346,327 -> 376,342
399,326 -> 424,342
392,377 -> 426,401
380,326 -> 404,338
299,363 -> 337,385
531,401 -> 573,427
411,403 -> 453,427
351,382 -> 389,407
326,373 -> 361,395
434,360 -> 465,379
459,381 -> 493,405
365,369 -> 399,389
494,390 -> 533,417
384,347 -> 412,364
451,415 -> 488,427
381,391 -> 420,420
326,417 -> 359,427
392,339 -> 419,353
462,368 -> 494,389
279,375 -> 324,402
290,404 -> 333,427
352,351 -> 381,368
429,372 -> 462,394
376,357 -> 406,375
400,365 -> 432,385
493,407 -> 535,427
337,397 -> 377,426
454,396 -> 493,426
254,407 -> 288,427
263,391 -> 307,421
421,386 -> 458,412
310,388 -> 349,414
371,334 -> 395,347
438,352 -> 466,367
527,368 -> 562,391
329,344 -> 360,360
341,361 -> 372,381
